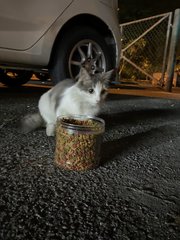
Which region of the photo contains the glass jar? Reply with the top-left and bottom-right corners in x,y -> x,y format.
54,115 -> 105,171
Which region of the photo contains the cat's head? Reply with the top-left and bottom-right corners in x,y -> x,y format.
76,67 -> 114,105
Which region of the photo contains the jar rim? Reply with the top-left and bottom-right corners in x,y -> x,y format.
57,115 -> 105,132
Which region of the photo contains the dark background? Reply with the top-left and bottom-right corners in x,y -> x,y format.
118,0 -> 180,22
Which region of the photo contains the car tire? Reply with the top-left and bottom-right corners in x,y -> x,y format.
0,69 -> 32,87
50,26 -> 114,84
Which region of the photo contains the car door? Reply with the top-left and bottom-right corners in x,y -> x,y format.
0,0 -> 73,50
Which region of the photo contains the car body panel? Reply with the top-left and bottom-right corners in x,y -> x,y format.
0,0 -> 73,50
0,0 -> 121,69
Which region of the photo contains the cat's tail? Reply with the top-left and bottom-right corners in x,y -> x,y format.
20,112 -> 44,134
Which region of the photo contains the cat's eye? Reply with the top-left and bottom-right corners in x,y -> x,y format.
88,88 -> 94,94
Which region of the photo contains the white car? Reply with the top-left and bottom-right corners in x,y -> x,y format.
0,0 -> 121,86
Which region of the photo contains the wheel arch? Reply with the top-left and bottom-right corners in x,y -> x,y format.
48,14 -> 117,68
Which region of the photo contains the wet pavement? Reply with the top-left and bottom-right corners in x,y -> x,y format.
0,83 -> 180,240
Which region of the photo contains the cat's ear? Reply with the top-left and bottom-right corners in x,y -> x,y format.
101,69 -> 115,84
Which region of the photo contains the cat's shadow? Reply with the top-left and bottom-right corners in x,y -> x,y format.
100,107 -> 180,165
101,131 -> 140,165
100,127 -> 159,165
100,107 -> 180,130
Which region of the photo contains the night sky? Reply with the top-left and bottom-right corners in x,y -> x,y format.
118,0 -> 180,22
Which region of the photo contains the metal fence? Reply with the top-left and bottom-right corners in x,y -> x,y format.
119,10 -> 180,90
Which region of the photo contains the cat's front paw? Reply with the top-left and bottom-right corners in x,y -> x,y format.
46,124 -> 55,137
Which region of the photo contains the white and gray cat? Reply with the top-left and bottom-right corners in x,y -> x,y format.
21,67 -> 114,136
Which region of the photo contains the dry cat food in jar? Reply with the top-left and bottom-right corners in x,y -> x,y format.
55,115 -> 105,171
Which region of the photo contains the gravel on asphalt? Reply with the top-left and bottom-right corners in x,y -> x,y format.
0,86 -> 180,240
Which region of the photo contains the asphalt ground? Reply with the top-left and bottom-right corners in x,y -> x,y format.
0,83 -> 180,240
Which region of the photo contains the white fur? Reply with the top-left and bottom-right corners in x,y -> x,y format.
37,68 -> 114,136
21,68 -> 113,136
38,84 -> 102,136
56,85 -> 100,116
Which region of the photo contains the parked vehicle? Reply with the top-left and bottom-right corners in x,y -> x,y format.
0,0 -> 121,86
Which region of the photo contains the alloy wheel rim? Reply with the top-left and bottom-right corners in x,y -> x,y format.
68,39 -> 106,79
